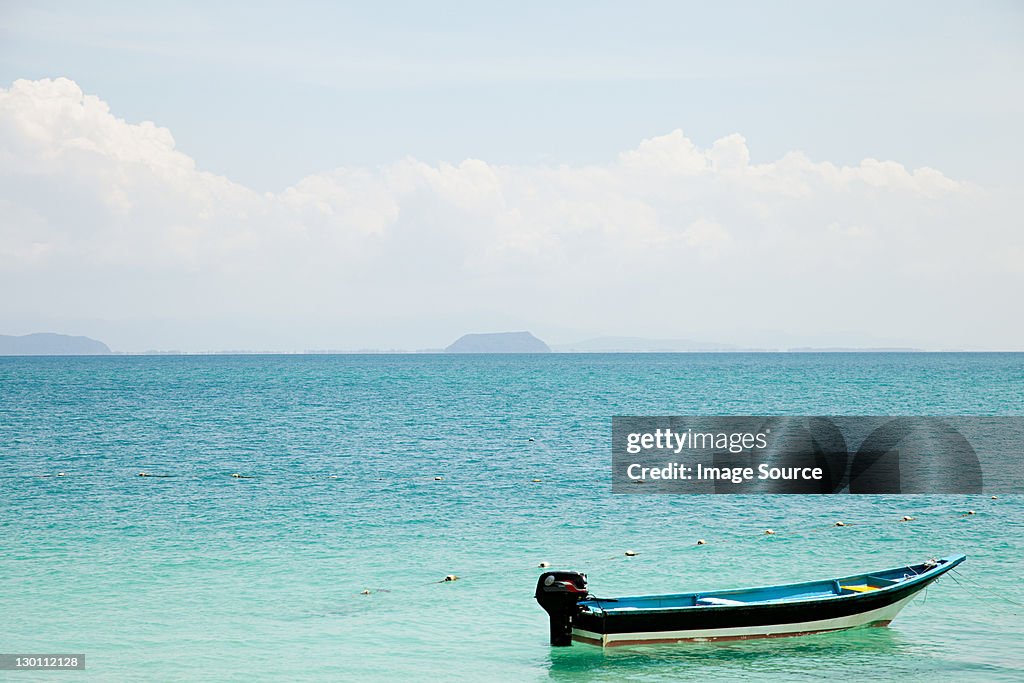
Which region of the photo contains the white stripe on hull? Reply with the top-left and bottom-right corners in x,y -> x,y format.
572,594 -> 916,647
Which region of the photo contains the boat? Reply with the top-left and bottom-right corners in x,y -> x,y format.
535,554 -> 965,647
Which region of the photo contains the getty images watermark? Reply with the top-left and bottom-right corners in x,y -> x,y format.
612,416 -> 1024,494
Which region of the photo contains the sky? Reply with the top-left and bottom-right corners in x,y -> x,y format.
0,1 -> 1021,351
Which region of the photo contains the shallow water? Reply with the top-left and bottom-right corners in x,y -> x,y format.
1,353 -> 1021,681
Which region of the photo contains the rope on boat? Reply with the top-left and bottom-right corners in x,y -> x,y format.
949,569 -> 1024,611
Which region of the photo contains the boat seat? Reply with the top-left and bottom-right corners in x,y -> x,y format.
840,584 -> 878,593
696,596 -> 746,606
841,575 -> 897,593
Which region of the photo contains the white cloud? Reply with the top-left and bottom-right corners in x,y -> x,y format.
0,78 -> 1018,350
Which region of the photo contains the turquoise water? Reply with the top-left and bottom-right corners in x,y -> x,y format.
1,353 -> 1022,681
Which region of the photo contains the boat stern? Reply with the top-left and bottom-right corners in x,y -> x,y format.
535,571 -> 589,646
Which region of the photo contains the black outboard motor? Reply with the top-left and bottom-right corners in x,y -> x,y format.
535,571 -> 589,646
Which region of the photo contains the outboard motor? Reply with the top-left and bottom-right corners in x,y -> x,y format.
535,571 -> 589,646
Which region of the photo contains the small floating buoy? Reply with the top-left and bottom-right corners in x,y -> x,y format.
434,476 -> 443,481
764,529 -> 775,535
624,550 -> 638,557
900,515 -> 915,522
834,522 -> 845,527
443,574 -> 458,582
696,539 -> 706,546
538,561 -> 551,568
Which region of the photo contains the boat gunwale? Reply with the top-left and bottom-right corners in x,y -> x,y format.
578,554 -> 965,614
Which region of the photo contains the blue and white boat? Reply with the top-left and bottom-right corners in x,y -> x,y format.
535,554 -> 965,647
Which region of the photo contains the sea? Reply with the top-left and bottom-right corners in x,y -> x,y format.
1,353 -> 1021,682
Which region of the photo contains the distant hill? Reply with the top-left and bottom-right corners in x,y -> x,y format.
553,336 -> 737,352
0,333 -> 112,355
445,331 -> 551,353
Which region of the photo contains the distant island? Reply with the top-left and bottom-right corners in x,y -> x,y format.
0,333 -> 112,355
445,331 -> 551,353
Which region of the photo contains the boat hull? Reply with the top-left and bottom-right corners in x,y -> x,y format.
569,556 -> 964,647
572,593 -> 915,647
